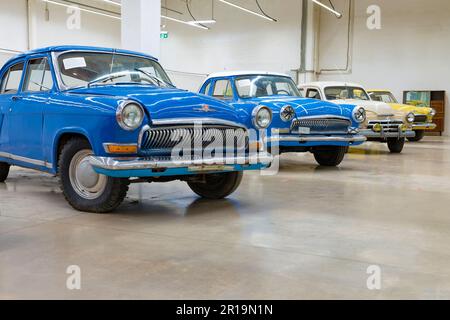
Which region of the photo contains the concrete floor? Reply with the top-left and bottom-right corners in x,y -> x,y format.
1,137 -> 450,299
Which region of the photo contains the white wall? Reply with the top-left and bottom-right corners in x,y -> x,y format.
0,0 -> 120,66
160,0 -> 303,91
317,0 -> 450,135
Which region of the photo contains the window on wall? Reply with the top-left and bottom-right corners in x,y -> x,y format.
212,80 -> 233,100
23,58 -> 54,92
0,62 -> 24,94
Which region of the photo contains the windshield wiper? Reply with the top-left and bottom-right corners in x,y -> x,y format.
134,68 -> 175,88
87,73 -> 128,87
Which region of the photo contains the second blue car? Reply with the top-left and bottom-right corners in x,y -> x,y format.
199,71 -> 367,166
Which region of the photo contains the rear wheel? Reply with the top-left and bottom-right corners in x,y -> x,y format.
313,146 -> 347,167
188,171 -> 243,199
0,162 -> 10,182
387,137 -> 405,153
58,138 -> 129,213
408,130 -> 425,142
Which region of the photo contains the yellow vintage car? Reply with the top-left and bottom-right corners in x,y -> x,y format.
368,90 -> 436,142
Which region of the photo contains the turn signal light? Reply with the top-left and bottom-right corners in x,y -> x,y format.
106,144 -> 138,154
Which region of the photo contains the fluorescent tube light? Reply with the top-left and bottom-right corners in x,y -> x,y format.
311,0 -> 342,18
41,0 -> 121,20
188,20 -> 217,25
161,15 -> 209,30
102,0 -> 121,6
218,0 -> 276,22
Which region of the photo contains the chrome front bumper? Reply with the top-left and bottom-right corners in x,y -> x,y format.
89,153 -> 273,172
412,123 -> 437,130
360,129 -> 416,139
266,135 -> 367,143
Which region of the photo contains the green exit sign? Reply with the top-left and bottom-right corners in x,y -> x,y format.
160,32 -> 169,39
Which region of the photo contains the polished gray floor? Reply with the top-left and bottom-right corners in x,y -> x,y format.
1,137 -> 450,299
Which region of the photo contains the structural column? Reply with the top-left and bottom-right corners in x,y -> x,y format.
121,0 -> 161,58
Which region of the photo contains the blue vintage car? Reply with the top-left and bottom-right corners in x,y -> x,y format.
0,46 -> 271,213
199,72 -> 367,166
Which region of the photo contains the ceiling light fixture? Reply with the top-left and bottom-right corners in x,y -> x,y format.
102,0 -> 120,6
311,0 -> 342,18
41,0 -> 121,20
188,20 -> 217,24
218,0 -> 276,22
161,15 -> 209,30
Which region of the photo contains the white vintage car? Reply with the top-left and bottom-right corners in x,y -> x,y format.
298,82 -> 415,153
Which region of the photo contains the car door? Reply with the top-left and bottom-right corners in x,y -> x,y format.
0,61 -> 25,156
8,56 -> 54,163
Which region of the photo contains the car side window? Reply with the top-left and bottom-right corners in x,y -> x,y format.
23,58 -> 54,92
306,88 -> 321,100
202,81 -> 211,95
0,62 -> 24,94
212,80 -> 233,100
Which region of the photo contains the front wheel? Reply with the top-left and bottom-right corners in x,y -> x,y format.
387,137 -> 405,153
313,146 -> 347,167
408,130 -> 425,142
58,138 -> 129,213
0,162 -> 10,182
188,172 -> 243,200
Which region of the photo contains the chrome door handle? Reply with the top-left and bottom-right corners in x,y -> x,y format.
12,96 -> 22,101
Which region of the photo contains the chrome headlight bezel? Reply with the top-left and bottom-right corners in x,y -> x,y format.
252,105 -> 273,129
280,105 -> 296,122
406,112 -> 415,124
352,106 -> 366,123
116,100 -> 145,131
430,108 -> 437,117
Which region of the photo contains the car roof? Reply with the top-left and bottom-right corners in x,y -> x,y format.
298,81 -> 365,89
206,71 -> 291,80
5,45 -> 157,65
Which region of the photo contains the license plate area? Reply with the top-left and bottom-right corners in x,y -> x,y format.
298,127 -> 311,135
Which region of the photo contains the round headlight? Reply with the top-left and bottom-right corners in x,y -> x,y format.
280,105 -> 296,122
116,101 -> 144,131
406,112 -> 415,123
430,108 -> 437,117
352,106 -> 366,123
252,106 -> 273,129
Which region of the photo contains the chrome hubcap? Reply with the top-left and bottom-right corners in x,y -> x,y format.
69,150 -> 107,200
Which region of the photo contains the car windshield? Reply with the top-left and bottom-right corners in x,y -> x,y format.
324,86 -> 370,101
369,91 -> 398,103
235,75 -> 300,98
57,51 -> 173,89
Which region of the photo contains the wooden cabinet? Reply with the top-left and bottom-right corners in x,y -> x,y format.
403,90 -> 446,135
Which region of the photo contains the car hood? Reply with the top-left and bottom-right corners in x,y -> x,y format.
66,85 -> 241,124
388,103 -> 431,115
250,96 -> 351,117
333,99 -> 398,116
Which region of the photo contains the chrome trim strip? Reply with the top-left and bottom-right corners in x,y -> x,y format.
0,152 -> 53,169
89,153 -> 273,171
295,115 -> 352,121
266,135 -> 367,143
412,123 -> 437,129
150,118 -> 248,130
360,129 -> 416,138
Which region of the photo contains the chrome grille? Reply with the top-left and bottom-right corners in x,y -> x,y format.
414,115 -> 428,123
139,125 -> 249,154
291,117 -> 351,134
368,120 -> 403,132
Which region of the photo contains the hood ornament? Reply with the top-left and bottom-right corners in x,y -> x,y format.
194,104 -> 216,113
